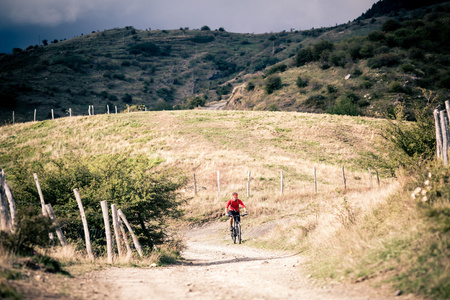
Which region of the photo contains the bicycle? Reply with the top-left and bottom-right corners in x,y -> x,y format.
230,212 -> 247,244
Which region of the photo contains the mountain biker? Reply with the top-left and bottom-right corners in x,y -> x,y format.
225,192 -> 247,231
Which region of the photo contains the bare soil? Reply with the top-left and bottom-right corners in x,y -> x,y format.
10,222 -> 421,300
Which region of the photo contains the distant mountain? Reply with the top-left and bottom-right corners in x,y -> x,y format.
0,1 -> 449,123
358,0 -> 449,19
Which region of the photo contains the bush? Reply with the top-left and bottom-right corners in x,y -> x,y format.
266,64 -> 287,75
380,105 -> 436,171
200,25 -> 211,31
367,53 -> 401,68
156,88 -> 174,101
304,94 -> 326,109
327,93 -> 362,116
0,206 -> 52,255
313,40 -> 334,60
382,19 -> 402,32
191,35 -> 214,43
294,47 -> 314,67
246,82 -> 255,91
186,96 -> 206,109
128,42 -> 171,56
122,93 -> 132,103
296,76 -> 308,88
9,154 -> 187,252
389,81 -> 404,93
264,75 -> 282,94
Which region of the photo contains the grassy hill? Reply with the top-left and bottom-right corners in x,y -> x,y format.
0,110 -> 448,298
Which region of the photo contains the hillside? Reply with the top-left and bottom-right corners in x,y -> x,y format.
1,110 -> 448,299
1,1 -> 449,123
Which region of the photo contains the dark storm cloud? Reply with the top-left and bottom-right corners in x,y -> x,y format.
0,0 -> 377,53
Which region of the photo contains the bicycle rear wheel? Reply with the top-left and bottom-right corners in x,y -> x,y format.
237,223 -> 241,244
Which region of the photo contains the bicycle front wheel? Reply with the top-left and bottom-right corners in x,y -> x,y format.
231,226 -> 236,243
237,223 -> 241,244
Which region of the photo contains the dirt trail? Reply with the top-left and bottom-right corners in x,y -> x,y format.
77,222 -> 417,300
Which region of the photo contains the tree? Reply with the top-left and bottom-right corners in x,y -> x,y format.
42,39 -> 48,46
201,25 -> 211,31
265,75 -> 282,94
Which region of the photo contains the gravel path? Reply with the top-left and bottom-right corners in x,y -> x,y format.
78,222 -> 419,300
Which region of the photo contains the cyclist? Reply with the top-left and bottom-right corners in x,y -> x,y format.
225,192 -> 247,231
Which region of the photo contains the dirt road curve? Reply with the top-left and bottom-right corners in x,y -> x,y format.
80,222 -> 416,300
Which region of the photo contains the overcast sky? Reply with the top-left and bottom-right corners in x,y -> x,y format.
0,0 -> 379,54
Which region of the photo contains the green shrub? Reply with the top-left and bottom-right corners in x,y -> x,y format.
246,82 -> 255,91
0,206 -> 52,255
156,88 -> 174,101
304,94 -> 326,109
327,85 -> 338,94
217,84 -> 232,96
296,76 -> 308,88
10,154 -> 187,252
186,96 -> 206,109
294,47 -> 314,67
382,19 -> 402,32
327,92 -> 362,116
367,53 -> 401,68
266,64 -> 287,75
389,81 -> 404,93
191,35 -> 214,43
380,105 -> 436,171
122,93 -> 132,103
267,103 -> 278,111
265,75 -> 282,94
400,64 -> 415,73
128,42 -> 171,56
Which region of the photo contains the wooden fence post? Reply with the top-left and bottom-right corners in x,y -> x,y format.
369,168 -> 373,189
446,100 -> 450,124
280,170 -> 284,195
0,170 -> 11,232
51,109 -> 54,120
100,201 -> 113,264
342,165 -> 347,190
88,106 -> 91,116
45,204 -> 67,247
33,173 -> 55,242
69,108 -> 72,117
434,109 -> 443,159
73,188 -> 94,261
118,209 -> 143,258
111,204 -> 122,257
92,105 -> 95,116
217,171 -> 220,197
34,109 -> 37,122
247,171 -> 251,198
376,170 -> 380,188
4,181 -> 16,232
118,217 -> 132,257
12,112 -> 14,125
115,106 -> 117,114
440,110 -> 448,166
127,105 -> 129,113
314,167 -> 317,194
33,173 -> 48,217
193,173 -> 197,196
107,105 -> 110,115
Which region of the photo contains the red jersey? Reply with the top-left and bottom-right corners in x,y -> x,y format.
226,199 -> 245,212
